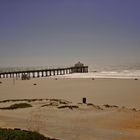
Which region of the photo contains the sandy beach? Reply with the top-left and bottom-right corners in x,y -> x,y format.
0,77 -> 140,108
0,77 -> 140,140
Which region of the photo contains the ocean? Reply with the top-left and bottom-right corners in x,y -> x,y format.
59,70 -> 140,79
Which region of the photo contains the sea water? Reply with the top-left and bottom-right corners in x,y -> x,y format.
60,70 -> 140,79
59,63 -> 140,79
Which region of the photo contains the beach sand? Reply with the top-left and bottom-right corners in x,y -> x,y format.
0,78 -> 140,108
0,77 -> 140,140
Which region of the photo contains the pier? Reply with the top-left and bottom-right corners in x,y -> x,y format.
0,62 -> 88,79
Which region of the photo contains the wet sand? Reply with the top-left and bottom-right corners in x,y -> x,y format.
0,77 -> 140,140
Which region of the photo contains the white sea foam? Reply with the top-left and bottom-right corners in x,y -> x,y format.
56,70 -> 140,79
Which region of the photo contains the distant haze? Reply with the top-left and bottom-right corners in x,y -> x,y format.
0,0 -> 140,69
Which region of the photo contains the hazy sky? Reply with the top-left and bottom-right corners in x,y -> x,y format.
0,0 -> 140,68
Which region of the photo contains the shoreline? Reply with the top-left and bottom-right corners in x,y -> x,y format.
54,74 -> 140,79
54,77 -> 139,80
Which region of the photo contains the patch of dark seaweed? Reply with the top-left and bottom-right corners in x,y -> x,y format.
103,104 -> 119,108
0,98 -> 70,104
58,105 -> 79,110
0,99 -> 45,103
87,103 -> 95,106
0,103 -> 32,110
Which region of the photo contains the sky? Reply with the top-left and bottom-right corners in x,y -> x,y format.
0,0 -> 140,68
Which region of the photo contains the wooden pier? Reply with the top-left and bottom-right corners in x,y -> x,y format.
0,62 -> 88,79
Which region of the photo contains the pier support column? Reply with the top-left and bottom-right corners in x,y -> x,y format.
62,70 -> 64,75
45,71 -> 48,77
37,72 -> 40,77
84,67 -> 86,73
56,70 -> 58,75
66,69 -> 68,74
41,71 -> 43,77
63,69 -> 65,75
33,72 -> 35,78
49,71 -> 52,76
58,70 -> 60,75
71,68 -> 74,73
60,70 -> 62,75
69,69 -> 71,74
53,70 -> 55,76
85,67 -> 88,73
18,73 -> 21,78
68,69 -> 70,74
